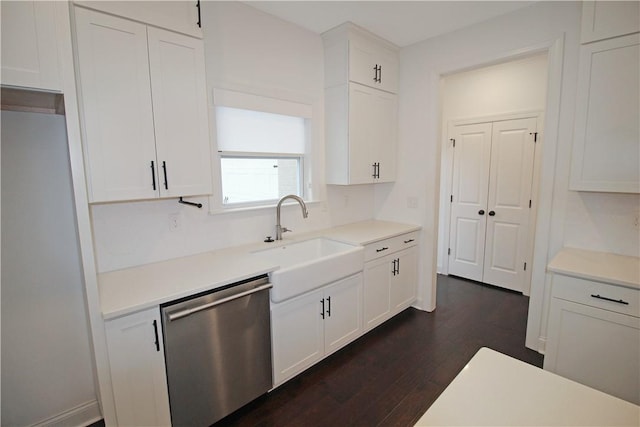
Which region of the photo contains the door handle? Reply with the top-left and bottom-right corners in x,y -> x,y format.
326,296 -> 331,317
162,161 -> 169,190
478,210 -> 485,215
488,210 -> 496,216
167,283 -> 273,321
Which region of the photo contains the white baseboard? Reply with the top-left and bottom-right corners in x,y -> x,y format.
31,400 -> 102,427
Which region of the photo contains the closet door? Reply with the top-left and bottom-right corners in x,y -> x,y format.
482,118 -> 536,291
448,123 -> 492,282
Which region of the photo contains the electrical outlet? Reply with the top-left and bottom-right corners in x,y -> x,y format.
169,213 -> 181,232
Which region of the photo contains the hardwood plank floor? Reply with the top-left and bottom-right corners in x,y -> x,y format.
213,274 -> 543,427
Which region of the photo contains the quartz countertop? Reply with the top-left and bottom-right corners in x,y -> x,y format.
415,347 -> 640,426
99,220 -> 420,320
548,247 -> 640,289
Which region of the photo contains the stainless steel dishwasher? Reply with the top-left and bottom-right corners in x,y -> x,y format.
161,275 -> 273,426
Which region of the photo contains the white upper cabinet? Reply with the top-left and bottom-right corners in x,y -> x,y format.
323,23 -> 399,185
74,7 -> 212,203
581,1 -> 640,44
74,1 -> 203,38
1,1 -> 62,91
323,22 -> 399,94
570,33 -> 640,193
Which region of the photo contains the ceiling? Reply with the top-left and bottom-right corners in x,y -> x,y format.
243,1 -> 537,47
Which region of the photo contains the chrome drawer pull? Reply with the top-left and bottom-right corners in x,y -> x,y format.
590,294 -> 629,305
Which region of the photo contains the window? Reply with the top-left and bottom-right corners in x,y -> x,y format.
213,90 -> 312,209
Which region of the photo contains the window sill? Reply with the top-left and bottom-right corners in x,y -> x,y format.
208,199 -> 324,216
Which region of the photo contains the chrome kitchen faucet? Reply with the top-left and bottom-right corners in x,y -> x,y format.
275,195 -> 308,240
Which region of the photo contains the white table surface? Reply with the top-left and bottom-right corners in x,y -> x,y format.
415,348 -> 640,426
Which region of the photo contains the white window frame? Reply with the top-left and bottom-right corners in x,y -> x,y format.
209,89 -> 315,214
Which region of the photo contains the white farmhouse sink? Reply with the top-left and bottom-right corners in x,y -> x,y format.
253,237 -> 364,302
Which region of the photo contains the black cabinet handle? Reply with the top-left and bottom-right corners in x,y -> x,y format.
376,247 -> 389,253
326,296 -> 331,317
404,239 -> 415,244
591,294 -> 629,305
373,64 -> 378,82
488,210 -> 495,216
391,259 -> 396,275
378,65 -> 382,83
320,299 -> 325,319
478,210 -> 485,215
152,320 -> 160,352
150,160 -> 156,191
196,0 -> 201,28
162,161 -> 168,190
396,258 -> 400,275
372,163 -> 377,178
377,162 -> 381,178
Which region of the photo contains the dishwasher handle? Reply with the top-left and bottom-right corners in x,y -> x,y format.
168,283 -> 272,321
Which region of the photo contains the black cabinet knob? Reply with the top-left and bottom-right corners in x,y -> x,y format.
488,210 -> 496,216
478,210 -> 485,215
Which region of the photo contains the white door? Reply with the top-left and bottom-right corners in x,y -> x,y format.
271,289 -> 325,386
448,118 -> 536,292
448,123 -> 492,281
483,118 -> 536,291
147,27 -> 212,198
74,8 -> 158,202
104,308 -> 171,427
371,90 -> 397,183
324,274 -> 363,356
363,255 -> 392,331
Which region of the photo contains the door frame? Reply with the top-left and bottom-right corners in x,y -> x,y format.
439,110 -> 544,296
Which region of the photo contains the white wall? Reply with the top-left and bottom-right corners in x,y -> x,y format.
437,53 -> 549,273
91,1 -> 375,272
1,111 -> 98,426
374,1 -> 640,348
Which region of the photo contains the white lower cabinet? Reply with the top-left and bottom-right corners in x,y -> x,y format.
364,235 -> 419,332
105,307 -> 171,426
544,274 -> 640,405
271,273 -> 363,386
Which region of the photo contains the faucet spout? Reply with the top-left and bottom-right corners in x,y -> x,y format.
276,194 -> 308,240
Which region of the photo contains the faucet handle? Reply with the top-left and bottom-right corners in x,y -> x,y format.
282,227 -> 292,233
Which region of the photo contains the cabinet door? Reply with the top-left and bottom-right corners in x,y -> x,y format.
544,298 -> 640,405
348,83 -> 377,184
349,39 -> 398,93
0,1 -> 61,91
363,255 -> 392,331
570,34 -> 640,193
581,1 -> 640,43
74,8 -> 158,202
75,1 -> 202,39
391,247 -> 418,314
147,27 -> 212,198
348,83 -> 398,184
371,90 -> 397,183
271,289 -> 324,386
324,274 -> 363,356
105,308 -> 171,427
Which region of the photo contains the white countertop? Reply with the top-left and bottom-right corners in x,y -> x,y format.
99,220 -> 420,320
548,247 -> 640,289
415,347 -> 640,426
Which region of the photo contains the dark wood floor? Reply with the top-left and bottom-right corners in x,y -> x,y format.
213,274 -> 543,427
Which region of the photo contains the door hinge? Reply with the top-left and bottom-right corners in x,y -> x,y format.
450,195 -> 453,203
529,199 -> 532,208
530,132 -> 538,142
448,248 -> 451,256
450,138 -> 456,147
524,262 -> 527,271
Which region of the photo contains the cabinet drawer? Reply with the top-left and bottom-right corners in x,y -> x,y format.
552,274 -> 640,318
364,231 -> 419,262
